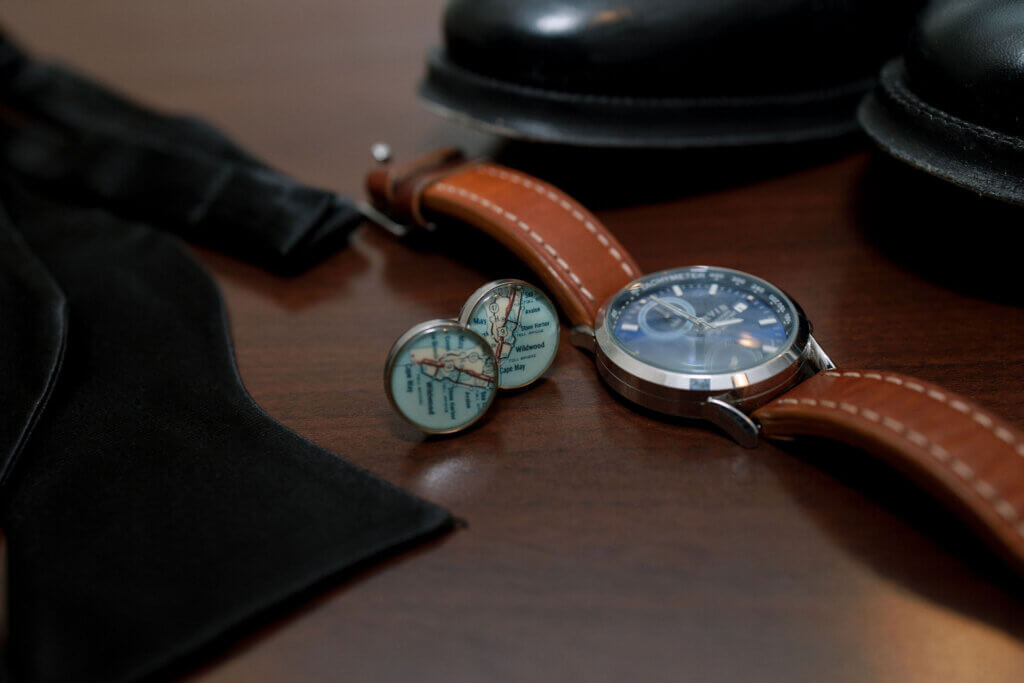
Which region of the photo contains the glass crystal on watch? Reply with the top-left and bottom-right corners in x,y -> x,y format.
604,266 -> 799,375
385,321 -> 497,433
459,280 -> 560,389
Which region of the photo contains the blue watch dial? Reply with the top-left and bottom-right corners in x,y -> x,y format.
605,266 -> 799,375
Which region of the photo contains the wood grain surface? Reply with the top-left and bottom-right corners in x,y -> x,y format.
2,2 -> 1023,681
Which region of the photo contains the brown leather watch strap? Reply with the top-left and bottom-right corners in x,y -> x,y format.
754,370 -> 1024,573
367,151 -> 640,327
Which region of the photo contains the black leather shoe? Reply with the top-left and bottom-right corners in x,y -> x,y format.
420,0 -> 923,148
859,0 -> 1024,206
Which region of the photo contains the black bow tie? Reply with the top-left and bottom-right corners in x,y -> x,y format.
0,30 -> 364,274
0,30 -> 451,683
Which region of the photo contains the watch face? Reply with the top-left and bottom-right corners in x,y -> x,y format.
459,280 -> 559,389
385,320 -> 497,433
603,266 -> 799,376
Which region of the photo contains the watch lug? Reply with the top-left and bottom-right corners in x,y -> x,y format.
807,334 -> 835,371
570,325 -> 596,353
703,398 -> 760,448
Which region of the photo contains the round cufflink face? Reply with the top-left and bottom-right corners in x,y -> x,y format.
459,280 -> 560,389
384,319 -> 497,434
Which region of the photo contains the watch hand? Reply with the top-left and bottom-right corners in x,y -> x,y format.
709,318 -> 744,328
649,295 -> 710,329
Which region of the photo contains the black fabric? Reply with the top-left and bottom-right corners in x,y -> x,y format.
0,209 -> 65,487
0,25 -> 451,683
0,30 -> 363,272
0,177 -> 453,682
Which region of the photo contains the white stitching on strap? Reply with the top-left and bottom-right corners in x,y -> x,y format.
823,371 -> 1021,457
975,480 -> 997,500
774,393 -> 1015,536
906,430 -> 928,447
950,400 -> 971,414
882,416 -> 904,432
434,183 -> 596,304
784,371 -> 1024,539
996,500 -> 1019,522
952,460 -> 974,480
475,165 -> 637,278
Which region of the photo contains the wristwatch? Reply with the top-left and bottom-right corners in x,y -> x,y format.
365,149 -> 1024,575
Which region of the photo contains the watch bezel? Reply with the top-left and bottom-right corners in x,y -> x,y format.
383,318 -> 497,434
593,266 -> 814,417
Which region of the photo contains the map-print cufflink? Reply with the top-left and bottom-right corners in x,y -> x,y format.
384,280 -> 560,434
385,319 -> 498,434
458,279 -> 559,390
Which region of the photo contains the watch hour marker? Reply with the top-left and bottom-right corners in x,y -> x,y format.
708,284 -> 718,295
733,302 -> 748,313
758,317 -> 776,326
671,285 -> 683,296
763,345 -> 778,353
620,323 -> 639,332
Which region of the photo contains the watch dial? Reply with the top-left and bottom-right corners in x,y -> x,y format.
462,281 -> 559,389
604,266 -> 799,375
387,323 -> 496,433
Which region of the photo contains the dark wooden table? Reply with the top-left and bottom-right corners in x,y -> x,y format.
4,2 -> 1023,681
